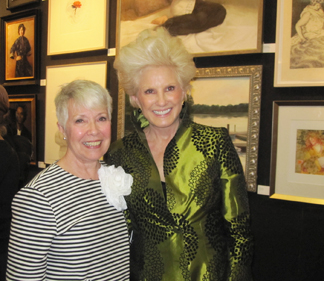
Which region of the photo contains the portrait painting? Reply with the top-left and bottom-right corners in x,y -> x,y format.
8,95 -> 37,165
116,0 -> 263,57
4,13 -> 36,81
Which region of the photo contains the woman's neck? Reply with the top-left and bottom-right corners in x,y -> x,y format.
144,120 -> 180,143
57,153 -> 101,180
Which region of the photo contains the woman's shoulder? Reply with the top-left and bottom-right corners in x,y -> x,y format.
109,131 -> 140,151
190,121 -> 229,137
24,163 -> 68,190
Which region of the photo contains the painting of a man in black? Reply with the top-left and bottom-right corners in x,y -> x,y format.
11,104 -> 32,141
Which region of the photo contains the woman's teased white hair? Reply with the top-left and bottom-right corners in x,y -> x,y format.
114,27 -> 197,107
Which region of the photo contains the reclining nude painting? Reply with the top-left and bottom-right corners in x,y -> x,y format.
117,0 -> 263,56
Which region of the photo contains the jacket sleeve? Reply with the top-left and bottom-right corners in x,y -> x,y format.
218,128 -> 253,280
6,187 -> 57,280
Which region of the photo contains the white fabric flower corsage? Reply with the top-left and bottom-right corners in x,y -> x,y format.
98,165 -> 133,211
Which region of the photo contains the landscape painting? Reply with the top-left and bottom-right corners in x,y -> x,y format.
190,76 -> 250,170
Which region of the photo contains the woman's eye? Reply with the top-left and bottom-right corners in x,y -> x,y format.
99,116 -> 107,121
144,89 -> 154,94
75,119 -> 83,123
166,86 -> 175,91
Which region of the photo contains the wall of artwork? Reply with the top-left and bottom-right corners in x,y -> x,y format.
1,0 -> 324,280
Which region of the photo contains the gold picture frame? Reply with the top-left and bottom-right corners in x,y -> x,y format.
2,10 -> 39,86
270,101 -> 324,205
116,0 -> 264,57
117,65 -> 262,192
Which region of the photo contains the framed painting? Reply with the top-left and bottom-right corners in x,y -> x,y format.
117,65 -> 262,192
274,0 -> 324,87
6,0 -> 39,10
1,10 -> 39,86
8,94 -> 37,165
47,0 -> 108,55
45,61 -> 107,164
270,101 -> 324,204
116,0 -> 263,57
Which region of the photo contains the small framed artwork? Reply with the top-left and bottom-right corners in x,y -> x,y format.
116,0 -> 264,57
274,0 -> 324,87
1,10 -> 39,86
47,0 -> 108,55
6,0 -> 39,10
8,94 -> 37,165
117,65 -> 262,192
270,101 -> 324,204
45,61 -> 107,164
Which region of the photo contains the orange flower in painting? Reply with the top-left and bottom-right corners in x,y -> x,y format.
72,1 -> 82,9
72,1 -> 82,14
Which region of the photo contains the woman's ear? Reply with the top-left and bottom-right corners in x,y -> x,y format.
182,90 -> 187,102
57,122 -> 65,136
130,95 -> 140,108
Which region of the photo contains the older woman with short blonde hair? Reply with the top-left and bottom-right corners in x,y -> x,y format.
6,80 -> 132,280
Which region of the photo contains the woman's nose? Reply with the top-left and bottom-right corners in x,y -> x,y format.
88,121 -> 99,134
157,93 -> 166,105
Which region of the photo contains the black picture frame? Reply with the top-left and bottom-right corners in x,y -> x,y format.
9,94 -> 37,165
6,0 -> 39,10
1,9 -> 39,86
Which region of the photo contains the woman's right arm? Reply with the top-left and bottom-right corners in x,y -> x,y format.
9,40 -> 18,59
6,187 -> 57,280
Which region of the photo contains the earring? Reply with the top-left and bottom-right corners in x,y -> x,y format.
63,136 -> 66,140
138,108 -> 142,114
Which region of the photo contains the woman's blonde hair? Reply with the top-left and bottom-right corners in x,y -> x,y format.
114,27 -> 197,107
55,79 -> 112,128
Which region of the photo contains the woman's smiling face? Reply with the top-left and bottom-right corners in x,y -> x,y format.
59,100 -> 111,165
132,66 -> 185,132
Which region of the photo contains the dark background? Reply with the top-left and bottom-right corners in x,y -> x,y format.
1,0 -> 324,280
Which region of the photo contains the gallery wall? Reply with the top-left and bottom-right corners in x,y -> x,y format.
1,0 -> 324,280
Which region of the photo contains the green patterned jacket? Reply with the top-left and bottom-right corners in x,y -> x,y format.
106,106 -> 253,281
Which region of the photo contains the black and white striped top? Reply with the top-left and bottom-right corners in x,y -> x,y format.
6,163 -> 130,281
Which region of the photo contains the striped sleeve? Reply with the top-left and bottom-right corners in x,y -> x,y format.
6,187 -> 57,280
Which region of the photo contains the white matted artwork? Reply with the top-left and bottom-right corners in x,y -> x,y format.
270,101 -> 324,205
45,61 -> 107,164
274,0 -> 324,87
47,0 -> 108,55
